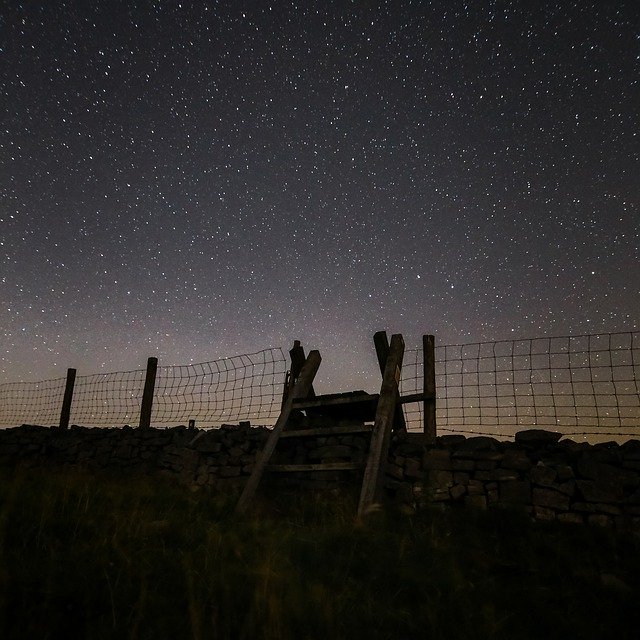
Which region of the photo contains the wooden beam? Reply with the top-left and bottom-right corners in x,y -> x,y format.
373,331 -> 407,433
358,333 -> 404,518
292,393 -> 378,410
235,350 -> 321,515
279,424 -> 373,438
267,462 -> 363,472
423,334 -> 436,443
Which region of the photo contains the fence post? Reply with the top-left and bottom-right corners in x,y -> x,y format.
59,368 -> 76,429
423,335 -> 436,443
139,357 -> 158,429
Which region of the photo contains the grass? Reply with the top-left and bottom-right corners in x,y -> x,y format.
0,466 -> 638,639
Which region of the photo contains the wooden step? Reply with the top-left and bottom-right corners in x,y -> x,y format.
292,393 -> 379,410
279,425 -> 373,438
267,462 -> 364,472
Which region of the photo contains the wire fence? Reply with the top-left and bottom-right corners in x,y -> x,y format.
2,333 -> 640,442
0,348 -> 287,428
401,331 -> 640,442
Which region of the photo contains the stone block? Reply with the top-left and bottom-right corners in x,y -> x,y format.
423,449 -> 452,470
557,512 -> 584,525
427,469 -> 453,488
576,479 -> 624,504
515,429 -> 562,446
501,450 -> 532,471
467,479 -> 485,496
452,458 -> 475,471
500,480 -> 531,505
588,514 -> 612,528
533,487 -> 570,511
450,483 -> 467,501
533,505 -> 556,521
453,471 -> 470,484
556,464 -> 575,481
475,468 -> 520,482
219,466 -> 241,478
465,494 -> 487,510
404,458 -> 424,480
530,465 -> 557,487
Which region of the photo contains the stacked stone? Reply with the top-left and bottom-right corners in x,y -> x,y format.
388,429 -> 640,529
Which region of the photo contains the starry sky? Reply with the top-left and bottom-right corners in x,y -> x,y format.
1,1 -> 639,394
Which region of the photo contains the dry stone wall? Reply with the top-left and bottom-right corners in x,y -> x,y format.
2,424 -> 640,530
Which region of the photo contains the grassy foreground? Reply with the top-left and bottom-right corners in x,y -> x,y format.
0,467 -> 638,639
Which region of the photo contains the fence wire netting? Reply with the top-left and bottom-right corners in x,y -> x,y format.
401,332 -> 640,442
0,348 -> 287,428
2,334 -> 640,442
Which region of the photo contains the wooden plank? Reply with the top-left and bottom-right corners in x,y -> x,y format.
235,350 -> 321,515
358,333 -> 404,518
373,331 -> 407,433
279,425 -> 373,438
267,462 -> 363,472
292,394 -> 378,410
397,392 -> 428,404
423,334 -> 436,443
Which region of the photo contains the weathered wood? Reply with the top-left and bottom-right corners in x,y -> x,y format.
293,393 -> 379,410
235,350 -> 321,515
358,333 -> 404,518
373,331 -> 407,433
397,392 -> 428,404
138,357 -> 158,429
423,334 -> 436,443
59,368 -> 76,430
279,424 -> 373,438
267,462 -> 363,472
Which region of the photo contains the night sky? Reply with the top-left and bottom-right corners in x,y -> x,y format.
1,1 -> 638,394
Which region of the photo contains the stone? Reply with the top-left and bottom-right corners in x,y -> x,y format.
515,429 -> 562,446
452,436 -> 500,455
404,458 -> 424,480
555,464 -> 575,481
533,505 -> 556,521
576,479 -> 624,504
588,514 -> 612,527
453,471 -> 470,484
532,487 -> 570,511
577,457 -> 639,488
437,434 -> 466,446
500,480 -> 531,505
452,458 -> 475,471
450,484 -> 467,501
501,450 -> 532,471
423,449 -> 452,470
557,512 -> 584,525
427,469 -> 453,488
467,479 -> 485,496
465,494 -> 487,509
475,468 -> 520,482
530,465 -> 557,487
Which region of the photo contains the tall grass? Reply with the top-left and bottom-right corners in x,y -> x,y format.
0,465 -> 638,639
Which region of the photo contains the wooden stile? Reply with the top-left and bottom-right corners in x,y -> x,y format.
373,331 -> 407,433
358,333 -> 404,518
235,350 -> 322,515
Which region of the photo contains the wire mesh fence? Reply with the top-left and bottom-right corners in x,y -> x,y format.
0,348 -> 287,428
2,334 -> 640,441
401,331 -> 640,442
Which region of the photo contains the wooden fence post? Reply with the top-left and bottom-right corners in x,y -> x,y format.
423,335 -> 436,443
373,331 -> 407,433
59,368 -> 76,429
139,357 -> 158,429
358,333 -> 404,517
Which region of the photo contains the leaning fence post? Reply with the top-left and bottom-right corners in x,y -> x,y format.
423,335 -> 436,443
139,357 -> 158,429
59,368 -> 76,429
